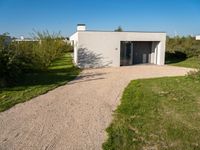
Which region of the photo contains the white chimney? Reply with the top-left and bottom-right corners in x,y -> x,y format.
77,24 -> 86,31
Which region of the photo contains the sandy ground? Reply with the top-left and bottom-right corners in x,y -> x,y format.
0,65 -> 193,150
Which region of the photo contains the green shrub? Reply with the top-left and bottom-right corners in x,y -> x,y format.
0,31 -> 72,87
166,36 -> 200,58
32,31 -> 72,70
10,41 -> 40,71
0,48 -> 22,87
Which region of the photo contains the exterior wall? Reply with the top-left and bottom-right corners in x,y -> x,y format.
150,42 -> 157,64
69,32 -> 79,64
70,31 -> 166,68
157,39 -> 166,65
152,42 -> 160,64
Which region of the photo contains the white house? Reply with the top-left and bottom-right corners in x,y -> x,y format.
196,35 -> 200,40
70,24 -> 166,68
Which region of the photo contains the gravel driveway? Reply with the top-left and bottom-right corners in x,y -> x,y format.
0,65 -> 193,150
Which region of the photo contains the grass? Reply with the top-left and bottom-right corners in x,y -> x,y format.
166,57 -> 199,68
0,53 -> 80,112
103,76 -> 200,150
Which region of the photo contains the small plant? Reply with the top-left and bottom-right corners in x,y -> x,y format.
187,69 -> 200,80
187,57 -> 200,80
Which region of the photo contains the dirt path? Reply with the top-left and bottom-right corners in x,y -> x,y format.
0,65 -> 193,150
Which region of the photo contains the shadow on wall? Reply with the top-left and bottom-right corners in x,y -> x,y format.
78,48 -> 112,68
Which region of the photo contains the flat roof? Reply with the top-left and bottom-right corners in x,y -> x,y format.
70,30 -> 166,37
84,30 -> 166,33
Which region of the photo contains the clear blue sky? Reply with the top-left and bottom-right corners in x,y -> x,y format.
0,0 -> 200,37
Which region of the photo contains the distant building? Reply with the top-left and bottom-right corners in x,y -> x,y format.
196,35 -> 200,40
13,36 -> 37,42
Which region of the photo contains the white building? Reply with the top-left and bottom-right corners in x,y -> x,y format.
196,35 -> 200,40
70,24 -> 166,68
14,36 -> 37,42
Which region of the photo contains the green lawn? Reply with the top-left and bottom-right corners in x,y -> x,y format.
103,76 -> 200,150
166,57 -> 199,68
0,53 -> 80,112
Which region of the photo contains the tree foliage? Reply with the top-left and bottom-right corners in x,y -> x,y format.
114,26 -> 123,32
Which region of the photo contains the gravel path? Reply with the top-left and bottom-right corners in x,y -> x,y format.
0,65 -> 193,150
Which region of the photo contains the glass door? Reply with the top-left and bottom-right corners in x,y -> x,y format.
120,41 -> 133,66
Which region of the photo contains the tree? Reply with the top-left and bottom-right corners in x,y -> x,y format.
114,26 -> 123,32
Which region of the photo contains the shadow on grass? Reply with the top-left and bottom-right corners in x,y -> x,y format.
2,54 -> 80,91
165,51 -> 187,64
23,68 -> 78,85
0,53 -> 81,112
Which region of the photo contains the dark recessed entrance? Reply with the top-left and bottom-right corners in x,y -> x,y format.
120,41 -> 153,66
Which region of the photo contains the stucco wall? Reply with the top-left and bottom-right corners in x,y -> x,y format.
69,32 -> 79,64
70,31 -> 166,68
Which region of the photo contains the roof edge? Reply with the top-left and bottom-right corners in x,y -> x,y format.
69,30 -> 166,38
87,30 -> 166,33
75,30 -> 166,33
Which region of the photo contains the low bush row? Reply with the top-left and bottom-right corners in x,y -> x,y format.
0,32 -> 73,87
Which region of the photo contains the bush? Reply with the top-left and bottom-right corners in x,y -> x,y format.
10,41 -> 40,71
0,48 -> 22,87
0,31 -> 72,87
166,36 -> 200,58
32,31 -> 72,70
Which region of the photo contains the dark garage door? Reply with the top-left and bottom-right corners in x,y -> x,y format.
133,42 -> 152,64
120,41 -> 152,66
